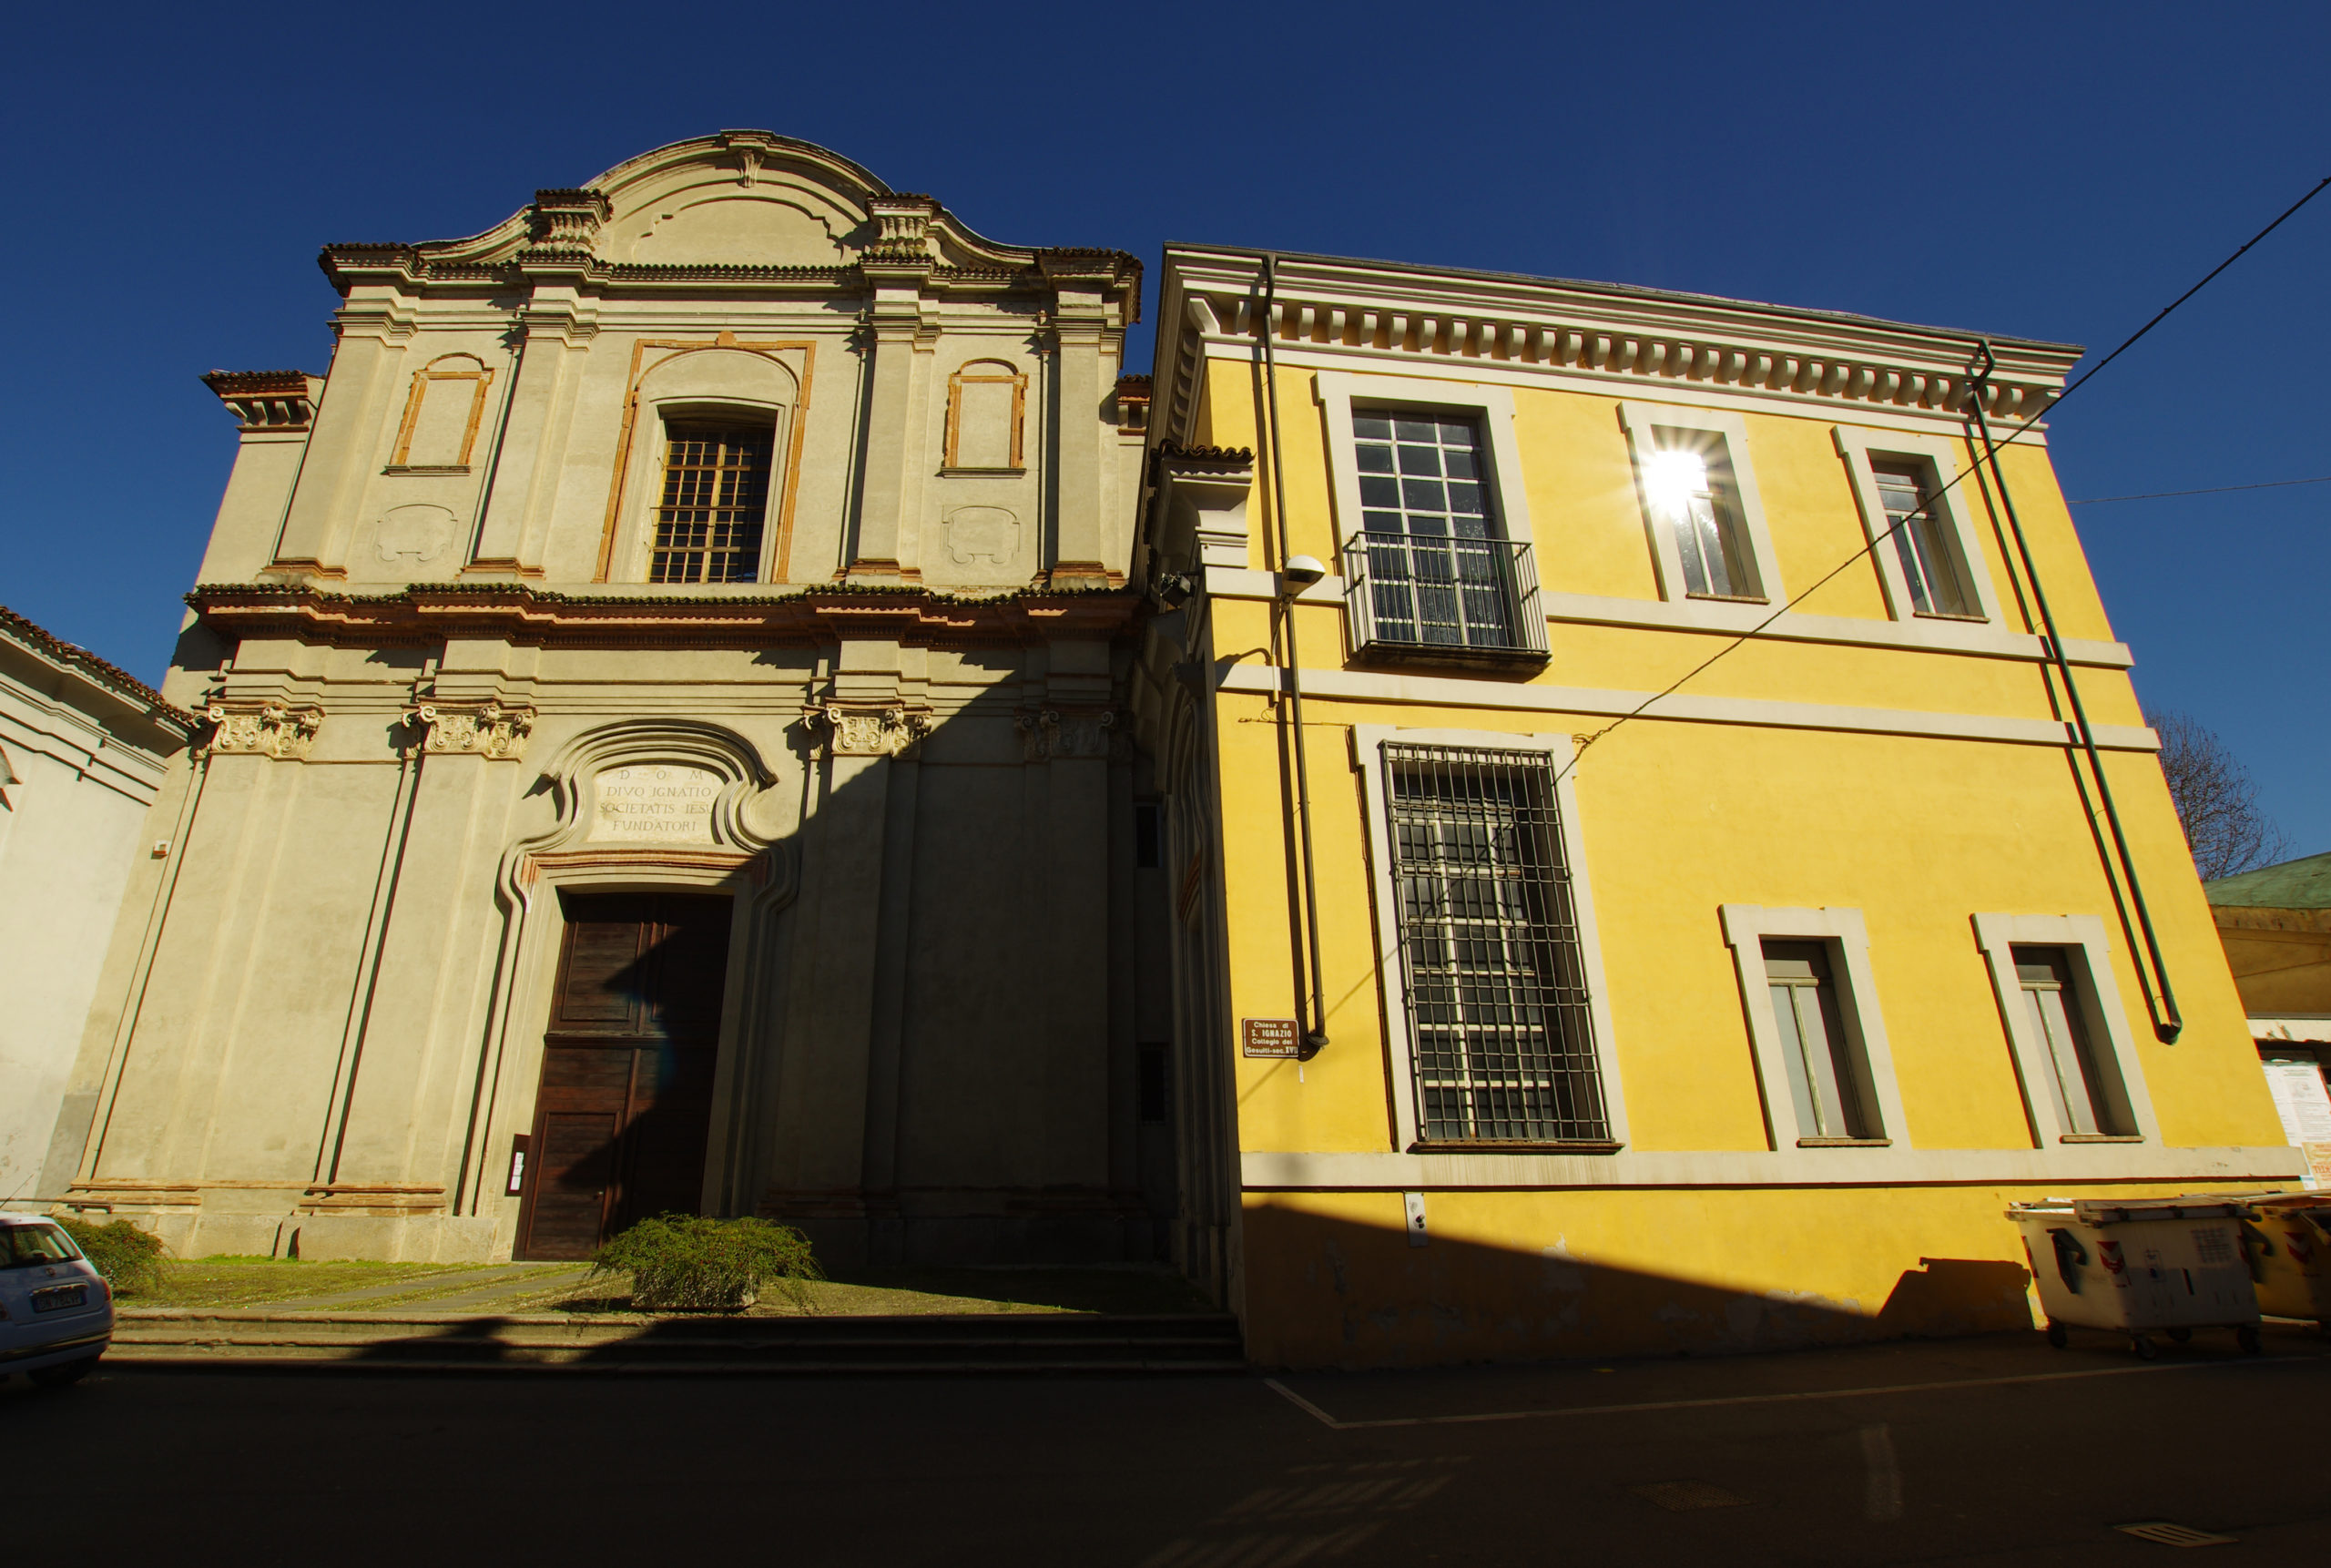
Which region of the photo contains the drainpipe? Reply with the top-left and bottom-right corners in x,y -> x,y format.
1258,254 -> 1329,1058
1968,341 -> 2183,1044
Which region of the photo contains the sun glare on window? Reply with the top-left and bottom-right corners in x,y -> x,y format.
1643,449 -> 1708,515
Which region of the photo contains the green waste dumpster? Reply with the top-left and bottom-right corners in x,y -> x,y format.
2009,1196 -> 2262,1358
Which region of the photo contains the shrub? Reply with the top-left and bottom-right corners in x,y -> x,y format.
590,1213 -> 821,1312
56,1217 -> 168,1296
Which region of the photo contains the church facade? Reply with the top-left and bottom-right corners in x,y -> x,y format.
55,133 -> 1190,1270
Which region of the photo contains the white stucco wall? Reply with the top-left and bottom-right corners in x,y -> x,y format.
0,618 -> 190,1201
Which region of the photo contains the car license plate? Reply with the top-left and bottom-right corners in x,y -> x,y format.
30,1284 -> 88,1313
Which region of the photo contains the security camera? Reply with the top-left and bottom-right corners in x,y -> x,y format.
1153,572 -> 1193,609
1280,555 -> 1327,595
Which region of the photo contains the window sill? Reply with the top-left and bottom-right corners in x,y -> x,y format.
383,464 -> 471,475
2059,1133 -> 2144,1144
939,465 -> 1026,478
1349,641 -> 1552,675
1797,1136 -> 1891,1148
1685,592 -> 1769,606
1407,1139 -> 1624,1155
1911,609 -> 1989,625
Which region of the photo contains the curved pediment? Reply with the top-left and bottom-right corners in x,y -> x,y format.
367,130 -> 1043,275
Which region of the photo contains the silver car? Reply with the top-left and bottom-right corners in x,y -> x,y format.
0,1216 -> 114,1388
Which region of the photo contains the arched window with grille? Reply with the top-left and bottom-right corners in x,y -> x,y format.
648,422 -> 773,584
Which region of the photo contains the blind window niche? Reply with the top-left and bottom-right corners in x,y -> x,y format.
1382,743 -> 1610,1145
1645,431 -> 1760,600
2013,945 -> 2136,1137
945,361 -> 1025,472
1761,939 -> 1881,1141
390,357 -> 493,471
649,422 -> 773,584
1872,459 -> 1974,617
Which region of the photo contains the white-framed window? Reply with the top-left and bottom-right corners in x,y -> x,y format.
1318,373 -> 1546,662
1971,912 -> 2159,1145
1352,725 -> 1628,1151
1833,425 -> 2001,624
1620,403 -> 1784,606
1720,905 -> 1909,1148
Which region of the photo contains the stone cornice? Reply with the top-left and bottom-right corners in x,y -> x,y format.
187,582 -> 1145,651
1155,245 -> 2082,443
0,602 -> 198,738
202,368 -> 322,432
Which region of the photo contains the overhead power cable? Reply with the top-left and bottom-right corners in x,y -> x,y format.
2068,474 -> 2331,504
1558,172 -> 2331,783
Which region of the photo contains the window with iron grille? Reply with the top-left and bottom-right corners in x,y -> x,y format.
649,423 -> 772,584
1348,414 -> 1542,657
1381,743 -> 1609,1144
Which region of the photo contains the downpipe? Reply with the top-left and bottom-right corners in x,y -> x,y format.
1968,341 -> 2182,1043
1258,254 -> 1330,1058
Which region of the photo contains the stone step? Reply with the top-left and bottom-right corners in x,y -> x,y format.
107,1308 -> 1247,1374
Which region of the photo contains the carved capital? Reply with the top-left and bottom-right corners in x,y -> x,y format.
800,703 -> 933,759
1017,707 -> 1120,762
201,700 -> 324,760
411,701 -> 535,761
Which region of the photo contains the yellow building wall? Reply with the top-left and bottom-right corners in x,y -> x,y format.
1186,351 -> 2291,1366
1238,1181 -> 2273,1369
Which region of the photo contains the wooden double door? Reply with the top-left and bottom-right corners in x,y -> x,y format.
515,892 -> 733,1260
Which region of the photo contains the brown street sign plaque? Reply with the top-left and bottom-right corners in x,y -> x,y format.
1241,1017 -> 1299,1058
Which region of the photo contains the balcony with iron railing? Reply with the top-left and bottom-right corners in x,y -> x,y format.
1341,530 -> 1550,669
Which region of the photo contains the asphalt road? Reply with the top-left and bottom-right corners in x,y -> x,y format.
11,1326 -> 2327,1565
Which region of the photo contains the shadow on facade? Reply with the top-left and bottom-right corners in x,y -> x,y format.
491,691 -> 1194,1278
1238,1203 -> 2035,1370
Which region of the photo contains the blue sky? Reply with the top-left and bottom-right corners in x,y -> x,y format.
5,2 -> 2325,848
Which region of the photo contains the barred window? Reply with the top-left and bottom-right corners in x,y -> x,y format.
650,423 -> 771,584
1382,743 -> 1609,1144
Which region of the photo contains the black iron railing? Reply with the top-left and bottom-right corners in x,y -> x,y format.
1342,531 -> 1549,665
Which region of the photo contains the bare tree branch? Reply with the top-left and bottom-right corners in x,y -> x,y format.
2148,710 -> 2291,881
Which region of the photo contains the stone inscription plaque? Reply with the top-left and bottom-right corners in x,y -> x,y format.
590,764 -> 719,844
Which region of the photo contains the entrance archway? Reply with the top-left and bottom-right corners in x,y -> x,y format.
516,891 -> 735,1259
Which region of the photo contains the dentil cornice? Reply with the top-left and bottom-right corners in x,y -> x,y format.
1155,247 -> 2082,445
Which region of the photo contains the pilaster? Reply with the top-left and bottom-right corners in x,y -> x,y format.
471,193 -> 607,579
270,302 -> 412,578
848,225 -> 938,585
1042,255 -> 1121,588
